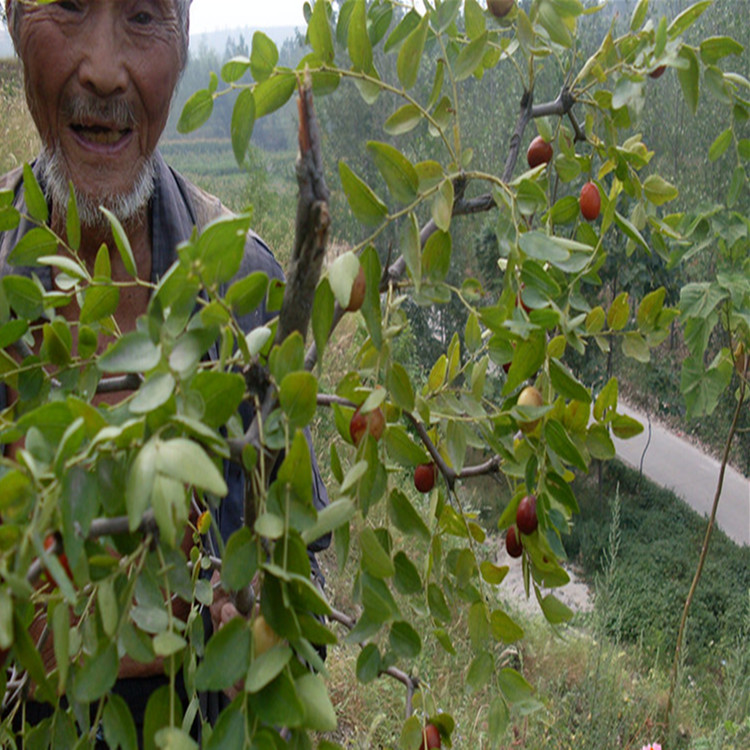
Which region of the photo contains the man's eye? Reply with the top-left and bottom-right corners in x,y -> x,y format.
58,1 -> 81,11
132,12 -> 154,25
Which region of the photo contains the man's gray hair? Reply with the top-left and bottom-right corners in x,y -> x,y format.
6,0 -> 192,65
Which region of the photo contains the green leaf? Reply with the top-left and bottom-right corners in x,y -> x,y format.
519,232 -> 570,265
432,179 -> 454,232
348,0 -> 373,72
540,594 -> 574,624
309,0 -> 335,63
245,645 -> 292,693
356,643 -> 381,683
389,620 -> 421,659
622,331 -> 650,363
384,9 -> 420,53
393,551 -> 422,595
23,163 -> 48,224
0,203 -> 20,232
708,128 -> 733,162
681,355 -> 733,418
329,251 -> 361,308
8,226 -> 58,266
386,362 -> 415,412
80,284 -> 120,324
226,270 -> 268,316
401,212 -> 421,290
643,174 -> 679,205
544,419 -> 587,471
37,253 -> 87,280
385,426 -> 430,468
549,359 -> 591,403
103,694 -> 138,750
253,73 -> 296,118
312,278 -> 335,366
454,32 -> 488,81
190,372 -> 246,429
231,88 -> 256,165
488,697 -> 510,743
152,631 -> 187,658
99,331 -> 161,373
587,423 -> 616,460
607,292 -> 630,331
177,89 -> 213,134
125,441 -> 157,531
614,211 -> 650,253
668,1 -> 711,39
549,195 -> 580,225
611,413 -> 644,439
422,230 -> 451,283
143,687 -> 177,750
630,0 -> 649,31
301,499 -> 355,547
490,609 -> 524,643
700,36 -> 744,65
155,438 -> 228,497
73,643 -> 118,703
388,489 -> 431,543
221,56 -> 250,84
339,161 -> 388,226
2,274 -> 44,320
428,583 -> 451,623
222,527 -> 258,591
465,0 -> 486,39
466,652 -> 494,692
195,618 -> 250,691
360,528 -> 395,578
677,46 -> 700,115
100,207 -> 137,277
360,245 -> 383,350
397,14 -> 428,90
384,104 -> 422,136
204,699 -> 244,750
367,141 -> 419,204
250,31 -> 279,82
498,667 -> 535,704
279,371 -> 318,428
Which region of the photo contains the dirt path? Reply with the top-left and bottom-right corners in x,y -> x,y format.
613,402 -> 749,547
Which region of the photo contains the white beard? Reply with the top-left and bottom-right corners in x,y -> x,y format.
39,145 -> 157,231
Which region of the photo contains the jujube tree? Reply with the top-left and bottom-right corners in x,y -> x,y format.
0,1 -> 748,748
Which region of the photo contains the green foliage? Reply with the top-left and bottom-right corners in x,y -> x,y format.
1,1 -> 748,746
567,463 -> 750,666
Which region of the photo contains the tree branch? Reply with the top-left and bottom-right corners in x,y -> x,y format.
26,511 -> 158,586
666,374 -> 747,731
239,76 -> 331,549
328,607 -> 419,717
96,374 -> 143,394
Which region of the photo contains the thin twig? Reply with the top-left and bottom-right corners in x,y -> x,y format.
328,607 -> 419,716
665,373 -> 747,731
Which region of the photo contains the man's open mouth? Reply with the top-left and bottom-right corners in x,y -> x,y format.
71,124 -> 132,145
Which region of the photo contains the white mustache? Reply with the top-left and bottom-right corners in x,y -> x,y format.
62,96 -> 137,129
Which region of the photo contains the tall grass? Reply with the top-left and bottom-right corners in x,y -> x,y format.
0,60 -> 39,174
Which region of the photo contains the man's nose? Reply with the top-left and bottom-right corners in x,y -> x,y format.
77,17 -> 129,98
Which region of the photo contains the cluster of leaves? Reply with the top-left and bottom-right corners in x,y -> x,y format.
1,1 -> 747,748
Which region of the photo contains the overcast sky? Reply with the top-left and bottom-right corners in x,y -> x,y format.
189,0 -> 308,33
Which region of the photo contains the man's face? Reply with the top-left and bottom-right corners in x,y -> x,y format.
15,0 -> 184,224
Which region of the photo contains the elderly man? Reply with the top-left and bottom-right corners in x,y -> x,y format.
0,0 -> 329,743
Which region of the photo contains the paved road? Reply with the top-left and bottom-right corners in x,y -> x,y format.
612,402 -> 749,547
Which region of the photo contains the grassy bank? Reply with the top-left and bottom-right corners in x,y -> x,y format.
313,453 -> 749,749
